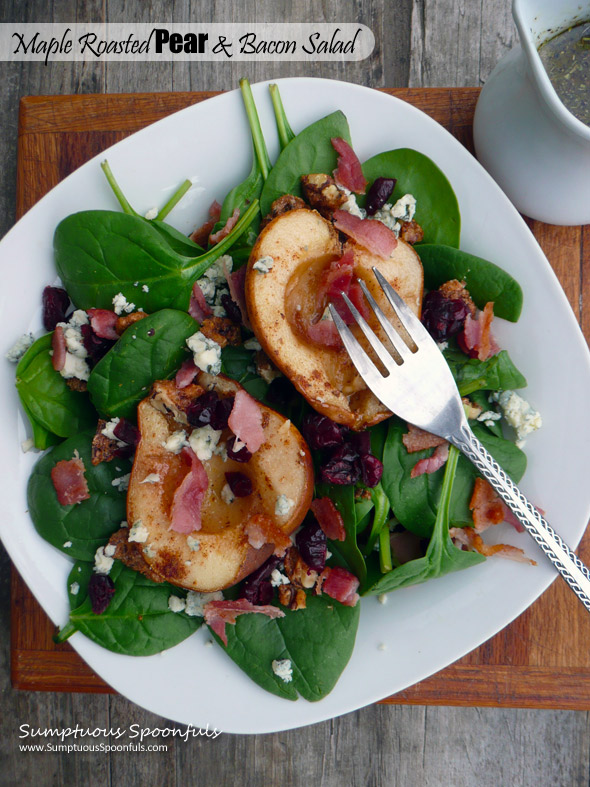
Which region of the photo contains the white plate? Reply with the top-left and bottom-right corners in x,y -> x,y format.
1,78 -> 589,735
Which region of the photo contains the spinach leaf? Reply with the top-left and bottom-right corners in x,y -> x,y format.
56,561 -> 202,655
215,594 -> 359,701
220,345 -> 268,401
149,221 -> 204,257
54,201 -> 258,312
269,83 -> 296,150
21,398 -> 61,450
444,347 -> 527,396
27,431 -> 131,560
315,482 -> 367,583
87,309 -> 196,420
260,111 -> 351,215
361,149 -> 461,247
417,244 -> 523,321
365,446 -> 485,595
16,334 -> 96,443
469,390 -> 502,437
381,418 -> 526,536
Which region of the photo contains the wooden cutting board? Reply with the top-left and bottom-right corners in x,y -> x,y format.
11,88 -> 590,707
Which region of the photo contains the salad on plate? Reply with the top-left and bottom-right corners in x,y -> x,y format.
8,79 -> 542,702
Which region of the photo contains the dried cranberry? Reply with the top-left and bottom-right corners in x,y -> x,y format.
328,443 -> 359,463
365,177 -> 397,216
349,431 -> 371,456
302,413 -> 347,450
221,293 -> 242,324
225,471 -> 253,497
226,435 -> 252,462
296,518 -> 327,572
319,458 -> 360,486
80,323 -> 115,365
42,286 -> 70,331
241,555 -> 281,605
186,390 -> 219,427
421,290 -> 469,342
88,573 -> 116,615
210,396 -> 234,430
360,453 -> 383,487
113,418 -> 140,448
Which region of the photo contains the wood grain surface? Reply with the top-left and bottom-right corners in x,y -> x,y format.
3,2 -> 590,786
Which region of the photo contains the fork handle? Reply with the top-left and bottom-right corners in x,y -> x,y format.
449,423 -> 590,612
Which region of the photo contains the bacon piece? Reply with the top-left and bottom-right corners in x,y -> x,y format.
449,527 -> 536,565
306,320 -> 342,348
470,477 -> 525,534
331,138 -> 367,194
170,447 -> 209,534
51,326 -> 67,372
204,598 -> 285,646
228,389 -> 265,453
224,263 -> 251,329
244,514 -> 292,558
51,456 -> 90,505
190,200 -> 222,247
87,308 -> 119,340
209,207 -> 239,245
403,424 -> 447,453
333,210 -> 397,258
316,566 -> 360,606
175,359 -> 198,389
311,498 -> 346,541
189,282 -> 213,323
410,443 -> 449,478
459,302 -> 499,361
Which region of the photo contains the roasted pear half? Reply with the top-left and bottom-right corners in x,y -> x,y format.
245,208 -> 424,429
115,376 -> 313,592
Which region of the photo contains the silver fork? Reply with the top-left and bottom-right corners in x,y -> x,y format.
329,268 -> 590,611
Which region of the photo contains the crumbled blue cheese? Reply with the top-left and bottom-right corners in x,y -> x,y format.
378,594 -> 388,605
112,292 -> 135,315
477,410 -> 503,429
142,284 -> 150,293
187,535 -> 201,552
221,483 -> 235,505
143,544 -> 156,558
61,353 -> 91,382
370,205 -> 401,235
144,207 -> 158,220
188,424 -> 222,461
196,255 -> 233,317
271,658 -> 293,683
128,520 -> 149,543
94,546 -> 114,575
270,569 -> 290,587
111,473 -> 131,492
391,193 -> 417,222
162,430 -> 188,454
104,543 -> 116,557
168,595 -> 186,613
21,438 -> 35,453
70,581 -> 80,596
54,310 -> 91,381
6,332 -> 34,362
185,590 -> 224,617
243,337 -> 262,351
490,390 -> 542,447
63,540 -> 72,549
101,417 -> 127,448
139,473 -> 161,484
253,256 -> 274,274
214,441 -> 228,462
187,331 -> 222,375
341,191 -> 366,220
275,494 -> 295,517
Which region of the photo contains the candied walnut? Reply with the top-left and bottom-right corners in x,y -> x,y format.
200,316 -> 241,348
399,220 -> 424,245
300,173 -> 346,219
66,377 -> 87,392
91,418 -> 120,466
116,311 -> 149,335
255,350 -> 281,384
438,279 -> 477,316
108,528 -> 164,583
278,584 -> 307,610
150,380 -> 205,424
261,194 -> 307,228
283,545 -> 318,590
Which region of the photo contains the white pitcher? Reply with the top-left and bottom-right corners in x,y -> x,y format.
473,0 -> 590,225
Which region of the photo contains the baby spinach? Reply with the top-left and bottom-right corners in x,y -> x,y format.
361,149 -> 461,247
56,560 -> 202,655
87,309 -> 196,420
444,347 -> 527,396
260,111 -> 351,215
269,83 -> 296,150
315,482 -> 367,583
381,418 -> 526,537
16,334 -> 96,444
27,431 -> 131,561
21,399 -> 61,450
215,594 -> 360,701
365,446 -> 485,595
220,345 -> 268,401
469,390 -> 502,437
54,201 -> 259,313
417,244 -> 523,321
